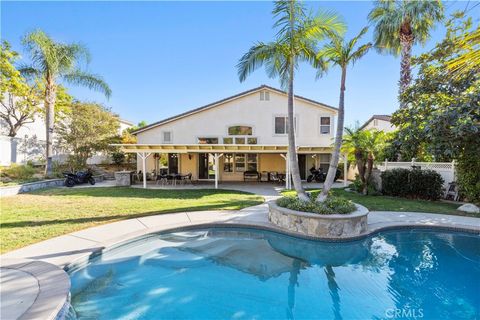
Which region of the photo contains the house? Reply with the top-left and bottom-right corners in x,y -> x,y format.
0,114 -> 133,166
122,85 -> 347,188
359,114 -> 396,132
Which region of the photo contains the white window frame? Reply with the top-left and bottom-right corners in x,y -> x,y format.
273,114 -> 298,136
162,131 -> 173,143
319,116 -> 332,135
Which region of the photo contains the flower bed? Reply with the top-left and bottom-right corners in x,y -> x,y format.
268,197 -> 368,239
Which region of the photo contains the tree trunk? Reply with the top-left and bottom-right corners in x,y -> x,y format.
399,31 -> 413,107
44,81 -> 57,176
317,67 -> 347,202
362,153 -> 374,195
287,64 -> 309,202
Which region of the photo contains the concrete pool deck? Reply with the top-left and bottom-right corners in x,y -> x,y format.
1,192 -> 480,319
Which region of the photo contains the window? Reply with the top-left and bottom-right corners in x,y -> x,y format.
247,137 -> 257,144
320,117 -> 331,134
235,137 -> 245,144
260,90 -> 270,101
275,116 -> 296,134
247,154 -> 258,171
228,126 -> 252,135
198,137 -> 218,144
223,154 -> 233,172
318,154 -> 331,172
223,137 -> 233,144
373,119 -> 378,126
235,154 -> 246,172
162,131 -> 172,143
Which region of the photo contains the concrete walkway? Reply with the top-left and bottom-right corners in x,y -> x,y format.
1,184 -> 479,320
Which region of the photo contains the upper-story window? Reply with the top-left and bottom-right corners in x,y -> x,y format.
373,119 -> 378,126
320,117 -> 331,134
260,90 -> 270,101
162,131 -> 172,143
224,126 -> 257,144
198,137 -> 218,144
228,126 -> 252,135
274,116 -> 296,135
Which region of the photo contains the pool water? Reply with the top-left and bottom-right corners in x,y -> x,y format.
69,228 -> 480,319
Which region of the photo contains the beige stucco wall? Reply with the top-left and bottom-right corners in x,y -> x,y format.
136,88 -> 337,147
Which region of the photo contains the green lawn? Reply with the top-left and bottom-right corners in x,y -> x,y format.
282,188 -> 474,217
0,187 -> 263,253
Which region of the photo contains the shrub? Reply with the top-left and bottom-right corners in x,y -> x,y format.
381,168 -> 444,200
276,195 -> 356,215
351,174 -> 363,193
1,164 -> 36,181
456,149 -> 480,204
111,152 -> 126,166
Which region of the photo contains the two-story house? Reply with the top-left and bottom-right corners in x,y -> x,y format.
123,85 -> 342,187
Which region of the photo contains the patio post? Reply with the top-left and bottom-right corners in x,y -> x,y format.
139,152 -> 152,189
343,153 -> 348,187
214,153 -> 223,189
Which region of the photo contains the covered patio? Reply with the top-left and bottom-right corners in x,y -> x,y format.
113,144 -> 349,189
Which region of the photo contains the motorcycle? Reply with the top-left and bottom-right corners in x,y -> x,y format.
63,169 -> 96,187
306,166 -> 342,183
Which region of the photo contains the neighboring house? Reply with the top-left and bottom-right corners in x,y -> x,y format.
359,115 -> 396,132
124,85 -> 341,186
0,114 -> 133,166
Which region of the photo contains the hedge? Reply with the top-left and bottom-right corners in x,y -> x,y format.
381,168 -> 444,200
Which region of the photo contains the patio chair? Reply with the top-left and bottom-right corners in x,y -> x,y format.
156,174 -> 167,185
269,172 -> 281,184
182,173 -> 193,185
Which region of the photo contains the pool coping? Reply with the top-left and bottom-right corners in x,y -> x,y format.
1,206 -> 479,320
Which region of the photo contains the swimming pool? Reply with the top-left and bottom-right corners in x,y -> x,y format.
69,228 -> 480,319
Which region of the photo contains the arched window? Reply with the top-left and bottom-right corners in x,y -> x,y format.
228,126 -> 253,135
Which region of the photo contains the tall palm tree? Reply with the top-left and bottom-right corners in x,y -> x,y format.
315,28 -> 372,202
237,0 -> 344,201
20,30 -> 111,175
368,0 -> 443,103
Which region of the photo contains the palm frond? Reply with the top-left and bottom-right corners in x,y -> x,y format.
63,69 -> 112,98
237,42 -> 284,82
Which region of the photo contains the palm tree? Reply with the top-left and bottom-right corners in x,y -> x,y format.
20,30 -> 111,175
368,0 -> 443,103
341,127 -> 386,194
315,27 -> 372,202
237,0 -> 344,201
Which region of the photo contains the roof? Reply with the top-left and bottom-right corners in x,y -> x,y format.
113,143 -> 333,154
132,85 -> 338,135
359,114 -> 392,130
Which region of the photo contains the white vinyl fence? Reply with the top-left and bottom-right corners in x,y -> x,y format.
378,159 -> 456,189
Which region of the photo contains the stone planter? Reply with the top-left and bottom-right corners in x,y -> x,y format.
268,200 -> 369,239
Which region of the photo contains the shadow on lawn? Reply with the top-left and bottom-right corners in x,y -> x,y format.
31,187 -> 257,199
0,200 -> 263,229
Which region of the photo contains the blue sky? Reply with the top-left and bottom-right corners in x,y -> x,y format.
2,1 -> 478,127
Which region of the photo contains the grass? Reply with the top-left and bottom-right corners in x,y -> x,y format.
282,188 -> 476,217
0,187 -> 263,253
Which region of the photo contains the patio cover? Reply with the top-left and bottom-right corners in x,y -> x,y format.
110,144 -> 346,189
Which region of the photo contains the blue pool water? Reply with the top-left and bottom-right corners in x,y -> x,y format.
69,228 -> 480,319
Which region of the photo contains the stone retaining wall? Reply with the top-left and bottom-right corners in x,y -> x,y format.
268,200 -> 369,239
0,175 -> 104,197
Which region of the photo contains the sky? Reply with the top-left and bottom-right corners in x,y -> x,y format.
1,1 -> 478,127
